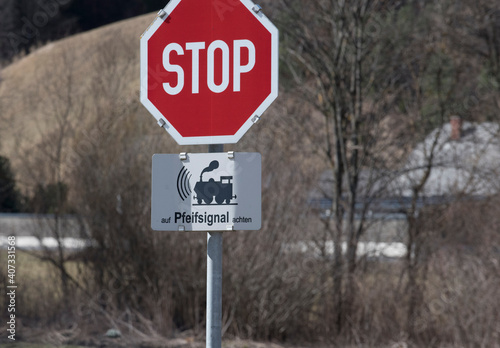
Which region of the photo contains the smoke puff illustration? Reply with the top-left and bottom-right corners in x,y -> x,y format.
200,160 -> 219,178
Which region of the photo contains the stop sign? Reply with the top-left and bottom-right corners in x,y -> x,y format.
140,0 -> 279,145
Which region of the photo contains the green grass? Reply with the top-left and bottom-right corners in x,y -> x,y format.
0,248 -> 91,324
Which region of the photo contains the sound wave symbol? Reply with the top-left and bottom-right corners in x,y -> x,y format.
177,167 -> 192,201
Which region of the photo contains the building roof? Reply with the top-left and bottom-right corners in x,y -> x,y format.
391,121 -> 500,197
310,120 -> 500,217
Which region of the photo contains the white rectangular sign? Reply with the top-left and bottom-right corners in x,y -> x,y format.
152,152 -> 261,231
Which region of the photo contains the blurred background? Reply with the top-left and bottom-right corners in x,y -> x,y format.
0,0 -> 499,347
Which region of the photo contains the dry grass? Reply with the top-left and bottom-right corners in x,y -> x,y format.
0,249 -> 84,323
0,12 -> 155,180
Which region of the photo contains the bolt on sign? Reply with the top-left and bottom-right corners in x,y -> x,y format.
140,0 -> 279,145
151,152 -> 261,231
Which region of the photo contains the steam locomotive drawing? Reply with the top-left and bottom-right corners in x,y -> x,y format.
193,160 -> 237,205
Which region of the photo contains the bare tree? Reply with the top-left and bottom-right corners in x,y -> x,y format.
6,41 -> 88,313
445,0 -> 500,92
278,0 -> 402,336
389,1 -> 500,340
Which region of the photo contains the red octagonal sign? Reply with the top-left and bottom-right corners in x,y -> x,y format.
140,0 -> 279,145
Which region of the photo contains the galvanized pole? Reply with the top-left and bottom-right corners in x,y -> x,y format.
207,144 -> 223,348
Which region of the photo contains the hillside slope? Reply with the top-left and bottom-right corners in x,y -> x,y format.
0,13 -> 176,189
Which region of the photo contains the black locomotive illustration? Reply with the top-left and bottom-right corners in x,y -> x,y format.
193,160 -> 237,205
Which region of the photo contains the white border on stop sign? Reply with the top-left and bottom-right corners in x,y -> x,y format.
139,0 -> 279,145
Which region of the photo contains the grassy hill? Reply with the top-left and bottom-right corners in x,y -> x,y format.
0,13 -> 160,187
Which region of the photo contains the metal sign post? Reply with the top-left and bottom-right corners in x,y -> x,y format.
151,149 -> 261,348
141,1 -> 278,346
207,231 -> 222,348
207,144 -> 223,348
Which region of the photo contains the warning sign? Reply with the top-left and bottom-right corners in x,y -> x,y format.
151,152 -> 261,231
